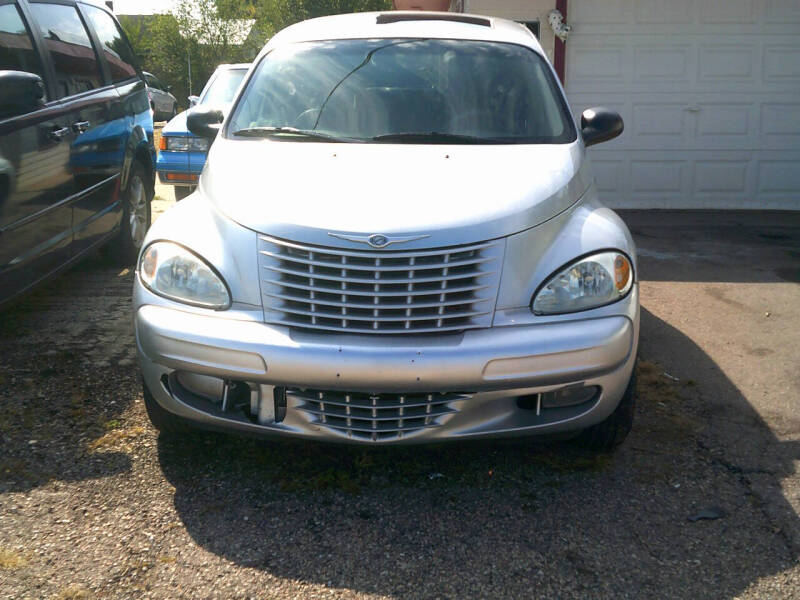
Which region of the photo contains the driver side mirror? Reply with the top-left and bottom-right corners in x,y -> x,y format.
581,107 -> 624,147
187,105 -> 224,140
0,71 -> 45,119
166,84 -> 173,93
187,95 -> 199,107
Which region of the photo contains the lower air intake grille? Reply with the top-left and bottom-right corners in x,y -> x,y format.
289,389 -> 469,441
258,235 -> 503,334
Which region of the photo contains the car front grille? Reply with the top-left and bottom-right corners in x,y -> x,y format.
289,389 -> 469,441
257,235 -> 503,334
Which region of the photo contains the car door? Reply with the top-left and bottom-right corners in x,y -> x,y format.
151,75 -> 168,115
26,0 -> 118,257
79,2 -> 148,252
145,73 -> 167,116
0,0 -> 76,305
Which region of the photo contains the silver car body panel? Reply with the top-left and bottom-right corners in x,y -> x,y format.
134,12 -> 640,444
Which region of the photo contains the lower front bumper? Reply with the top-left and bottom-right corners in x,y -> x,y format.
136,290 -> 639,444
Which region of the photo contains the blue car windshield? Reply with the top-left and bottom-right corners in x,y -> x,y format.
227,38 -> 577,144
200,68 -> 247,105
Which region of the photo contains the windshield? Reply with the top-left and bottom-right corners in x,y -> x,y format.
227,39 -> 576,144
200,68 -> 247,105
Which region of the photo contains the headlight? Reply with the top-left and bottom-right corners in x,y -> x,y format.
164,136 -> 208,152
139,242 -> 230,309
532,251 -> 633,315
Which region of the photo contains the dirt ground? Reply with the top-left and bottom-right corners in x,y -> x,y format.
0,203 -> 798,599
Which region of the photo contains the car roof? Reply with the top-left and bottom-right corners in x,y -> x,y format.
261,11 -> 542,57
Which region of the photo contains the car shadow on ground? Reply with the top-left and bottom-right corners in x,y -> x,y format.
0,255 -> 137,493
158,307 -> 798,597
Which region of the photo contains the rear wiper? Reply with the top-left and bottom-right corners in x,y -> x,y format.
371,132 -> 497,144
232,126 -> 355,142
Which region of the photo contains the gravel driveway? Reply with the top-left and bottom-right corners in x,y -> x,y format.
1,204 -> 798,599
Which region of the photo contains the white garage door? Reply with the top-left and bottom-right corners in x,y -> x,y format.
565,0 -> 800,209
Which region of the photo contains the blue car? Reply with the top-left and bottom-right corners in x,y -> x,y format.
156,64 -> 249,200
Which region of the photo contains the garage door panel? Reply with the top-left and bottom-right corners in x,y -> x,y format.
698,45 -> 754,80
634,46 -> 691,82
695,103 -> 753,139
635,0 -> 695,25
763,46 -> 800,81
694,160 -> 750,193
567,0 -> 800,208
765,0 -> 800,23
701,0 -> 755,24
760,103 -> 800,141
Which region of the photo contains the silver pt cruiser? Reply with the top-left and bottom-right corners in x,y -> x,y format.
134,12 -> 638,450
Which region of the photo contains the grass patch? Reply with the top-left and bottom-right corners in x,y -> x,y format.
89,427 -> 144,451
0,547 -> 27,569
53,585 -> 91,600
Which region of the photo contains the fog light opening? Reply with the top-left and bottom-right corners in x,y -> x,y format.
516,393 -> 542,415
540,385 -> 599,409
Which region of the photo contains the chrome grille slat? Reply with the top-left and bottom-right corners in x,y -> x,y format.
270,279 -> 491,298
260,237 -> 497,259
258,235 -> 503,335
298,405 -> 455,422
262,264 -> 496,285
273,305 -> 490,322
262,291 -> 493,310
289,389 -> 470,441
259,249 -> 495,271
268,317 -> 478,334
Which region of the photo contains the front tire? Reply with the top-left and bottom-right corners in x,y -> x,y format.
171,103 -> 178,119
109,161 -> 151,265
143,379 -> 193,435
575,369 -> 636,452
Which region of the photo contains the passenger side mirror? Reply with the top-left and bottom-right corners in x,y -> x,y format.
187,95 -> 199,107
581,107 -> 623,147
0,71 -> 45,119
166,84 -> 173,92
187,105 -> 224,140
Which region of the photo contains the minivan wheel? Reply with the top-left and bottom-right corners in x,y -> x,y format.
575,370 -> 636,452
109,161 -> 152,265
143,379 -> 193,435
174,186 -> 194,201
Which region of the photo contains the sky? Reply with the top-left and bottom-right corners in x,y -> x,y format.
113,0 -> 177,15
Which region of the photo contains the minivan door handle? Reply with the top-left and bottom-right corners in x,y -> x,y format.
72,121 -> 91,133
47,126 -> 71,142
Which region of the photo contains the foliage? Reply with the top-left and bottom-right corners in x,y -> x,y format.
119,0 -> 392,110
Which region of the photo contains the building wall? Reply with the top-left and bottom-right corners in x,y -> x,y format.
464,0 -> 557,62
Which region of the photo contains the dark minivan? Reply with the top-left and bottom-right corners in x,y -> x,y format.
0,0 -> 154,308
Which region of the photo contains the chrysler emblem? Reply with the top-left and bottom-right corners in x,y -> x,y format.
328,232 -> 430,248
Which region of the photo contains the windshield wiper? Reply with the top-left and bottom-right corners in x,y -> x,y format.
232,126 -> 354,142
371,132 -> 498,144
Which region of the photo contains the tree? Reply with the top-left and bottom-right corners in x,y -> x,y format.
119,0 -> 392,109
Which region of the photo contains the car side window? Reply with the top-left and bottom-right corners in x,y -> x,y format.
82,4 -> 137,83
0,3 -> 45,80
28,2 -> 103,99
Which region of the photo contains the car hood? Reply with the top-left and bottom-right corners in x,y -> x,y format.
200,138 -> 591,249
161,110 -> 189,135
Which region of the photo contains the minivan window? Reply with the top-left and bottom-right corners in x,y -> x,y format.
83,4 -> 137,83
201,68 -> 246,105
228,39 -> 576,144
0,4 -> 45,79
29,3 -> 102,98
